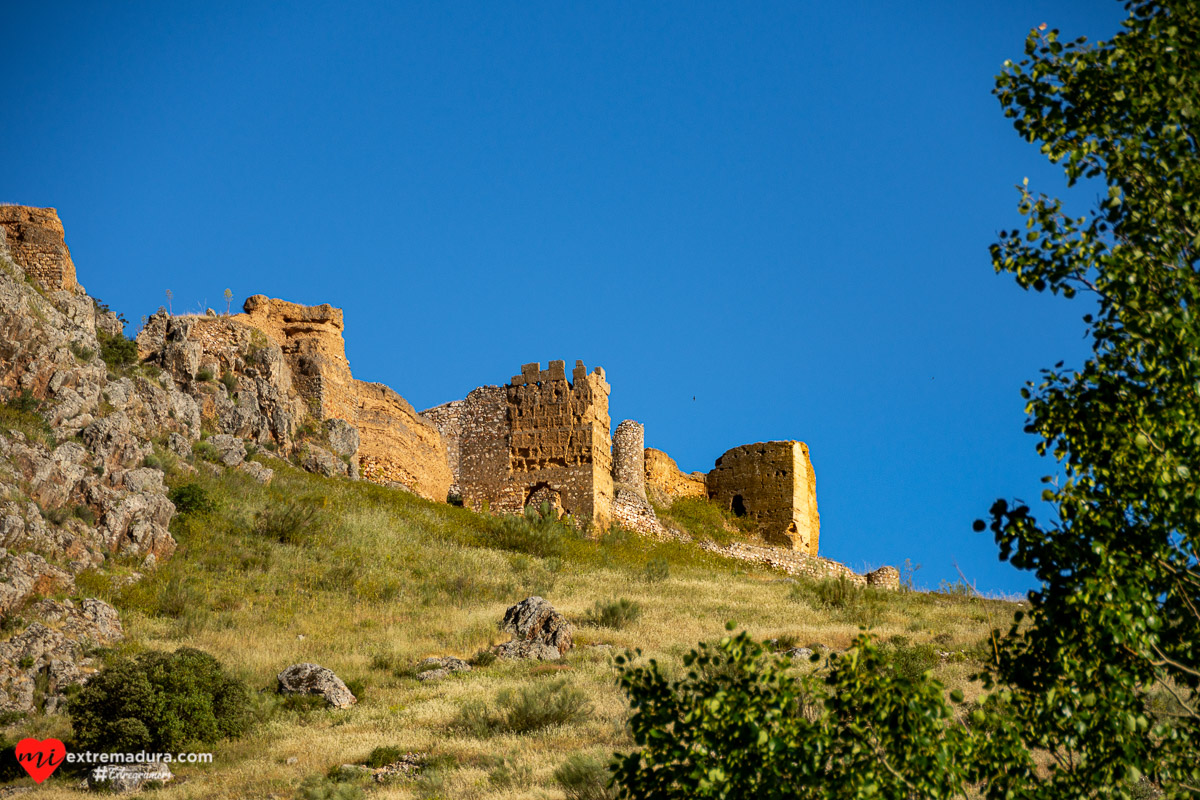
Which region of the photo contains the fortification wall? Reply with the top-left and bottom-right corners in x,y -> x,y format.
706,441 -> 820,555
236,295 -> 358,424
644,447 -> 707,503
0,206 -> 78,291
354,380 -> 452,501
420,400 -> 465,495
613,420 -> 646,498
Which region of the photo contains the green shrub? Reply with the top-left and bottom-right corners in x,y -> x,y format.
0,391 -> 54,445
491,504 -> 576,558
72,504 -> 95,525
455,679 -> 592,736
142,453 -> 163,470
196,368 -> 214,382
585,598 -> 643,629
169,483 -> 215,515
220,371 -> 238,394
255,502 -> 320,545
555,753 -> 615,800
68,647 -> 250,752
365,745 -> 404,768
469,649 -> 497,668
296,775 -> 365,800
70,341 -> 95,362
882,636 -> 940,681
97,329 -> 137,368
191,439 -> 219,462
642,557 -> 670,583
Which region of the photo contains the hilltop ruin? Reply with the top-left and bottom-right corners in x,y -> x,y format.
0,205 -> 896,588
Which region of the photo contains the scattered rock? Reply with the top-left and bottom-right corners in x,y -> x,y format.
493,596 -> 573,659
276,662 -> 356,709
785,647 -> 815,661
286,757 -> 299,765
86,761 -> 174,793
207,434 -> 246,468
416,656 -> 471,681
372,752 -> 427,783
237,460 -> 274,484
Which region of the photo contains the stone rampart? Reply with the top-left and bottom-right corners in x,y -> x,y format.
643,447 -> 707,504
0,206 -> 77,291
706,441 -> 820,555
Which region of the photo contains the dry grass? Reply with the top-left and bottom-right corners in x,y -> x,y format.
4,458 -> 1018,799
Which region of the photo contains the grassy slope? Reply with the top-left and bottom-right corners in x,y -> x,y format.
6,455 -> 1018,799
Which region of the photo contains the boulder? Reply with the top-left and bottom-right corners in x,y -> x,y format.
416,656 -> 471,682
300,443 -> 348,478
492,596 -> 573,660
276,663 -> 356,708
207,434 -> 246,468
323,418 -> 360,458
237,461 -> 274,484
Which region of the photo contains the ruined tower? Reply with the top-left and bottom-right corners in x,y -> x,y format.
706,441 -> 821,555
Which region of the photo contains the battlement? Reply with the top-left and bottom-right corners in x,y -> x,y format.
510,359 -> 608,390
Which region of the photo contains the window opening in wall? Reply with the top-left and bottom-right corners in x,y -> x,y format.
731,494 -> 746,517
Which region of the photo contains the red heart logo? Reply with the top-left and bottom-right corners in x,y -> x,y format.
14,738 -> 66,783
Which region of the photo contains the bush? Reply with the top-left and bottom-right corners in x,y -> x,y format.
254,502 -> 320,546
555,753 -> 615,800
73,504 -> 95,525
882,636 -> 940,681
196,368 -> 214,382
97,329 -> 137,368
169,483 -> 215,515
456,679 -> 592,736
585,598 -> 643,629
192,440 -> 219,462
68,647 -> 250,752
70,341 -> 95,362
365,745 -> 404,768
642,557 -> 669,583
491,504 -> 576,558
296,775 -> 365,800
220,371 -> 238,394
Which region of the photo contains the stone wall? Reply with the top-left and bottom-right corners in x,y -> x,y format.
706,441 -> 820,555
355,380 -> 452,501
0,206 -> 77,291
643,447 -> 707,504
426,360 -> 614,527
236,295 -> 358,424
612,420 -> 646,498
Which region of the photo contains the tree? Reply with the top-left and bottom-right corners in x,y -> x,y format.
224,287 -> 233,315
980,1 -> 1200,796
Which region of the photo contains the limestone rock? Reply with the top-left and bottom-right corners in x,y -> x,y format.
0,598 -> 123,714
277,663 -> 356,709
493,596 -> 573,659
324,418 -> 360,458
0,551 -> 74,615
207,434 -> 246,467
238,460 -> 274,484
416,656 -> 471,682
300,443 -> 349,478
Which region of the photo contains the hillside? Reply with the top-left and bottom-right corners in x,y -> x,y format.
0,206 -> 1019,798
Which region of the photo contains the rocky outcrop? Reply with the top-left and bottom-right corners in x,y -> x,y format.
277,663 -> 357,708
416,656 -> 471,682
0,598 -> 123,714
492,596 -> 573,660
355,381 -> 450,500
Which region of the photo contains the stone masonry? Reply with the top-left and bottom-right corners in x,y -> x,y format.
706,441 -> 821,556
643,447 -> 707,505
0,206 -> 78,291
423,360 -> 615,527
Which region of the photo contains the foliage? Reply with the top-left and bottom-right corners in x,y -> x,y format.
584,597 -> 643,629
220,371 -> 238,394
490,503 -> 578,558
97,328 -> 137,368
641,557 -> 670,583
364,745 -> 404,768
254,501 -> 321,546
68,647 -> 250,752
456,678 -> 592,736
612,628 -> 985,799
555,753 -> 617,800
976,2 -> 1200,796
296,775 -> 365,800
196,368 -> 214,382
0,390 -> 54,446
654,496 -> 751,545
168,483 -> 215,515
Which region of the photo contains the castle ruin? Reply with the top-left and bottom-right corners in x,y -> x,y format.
0,205 -> 78,292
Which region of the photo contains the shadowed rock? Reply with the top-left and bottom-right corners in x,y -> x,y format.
492,596 -> 573,660
277,663 -> 356,709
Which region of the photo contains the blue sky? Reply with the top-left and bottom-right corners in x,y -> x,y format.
3,1 -> 1128,593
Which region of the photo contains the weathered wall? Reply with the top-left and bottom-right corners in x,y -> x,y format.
612,420 -> 646,499
355,381 -> 452,501
0,206 -> 77,291
433,361 -> 614,527
644,447 -> 707,503
236,295 -> 358,424
706,441 -> 820,555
